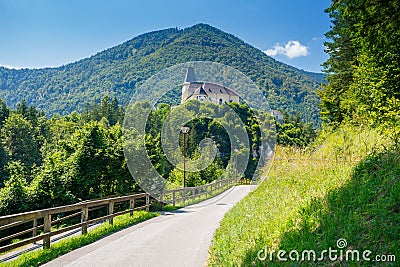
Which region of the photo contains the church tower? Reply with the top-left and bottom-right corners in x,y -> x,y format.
181,67 -> 196,103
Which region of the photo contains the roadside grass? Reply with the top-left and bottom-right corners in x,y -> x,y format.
1,211 -> 157,267
2,180 -> 235,266
276,146 -> 399,266
208,125 -> 398,266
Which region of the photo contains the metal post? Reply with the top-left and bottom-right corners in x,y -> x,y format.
181,126 -> 190,188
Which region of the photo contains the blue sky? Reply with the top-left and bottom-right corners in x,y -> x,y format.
0,0 -> 331,73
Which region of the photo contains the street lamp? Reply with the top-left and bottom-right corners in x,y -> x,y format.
234,148 -> 239,181
181,126 -> 190,188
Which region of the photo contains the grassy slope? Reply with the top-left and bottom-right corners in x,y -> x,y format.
209,125 -> 399,266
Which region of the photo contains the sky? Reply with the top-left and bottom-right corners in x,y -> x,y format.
0,0 -> 331,73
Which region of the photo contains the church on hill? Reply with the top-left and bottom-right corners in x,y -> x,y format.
181,67 -> 239,105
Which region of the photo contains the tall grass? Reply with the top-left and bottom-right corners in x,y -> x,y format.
208,125 -> 398,266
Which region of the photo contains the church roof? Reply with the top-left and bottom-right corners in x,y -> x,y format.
182,67 -> 239,102
202,82 -> 239,96
184,82 -> 239,100
184,82 -> 239,101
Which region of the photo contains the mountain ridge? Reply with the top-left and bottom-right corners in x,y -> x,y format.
0,23 -> 323,126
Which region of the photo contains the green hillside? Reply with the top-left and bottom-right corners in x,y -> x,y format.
209,125 -> 399,266
0,24 -> 323,126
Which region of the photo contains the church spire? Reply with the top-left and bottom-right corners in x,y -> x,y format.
184,66 -> 196,82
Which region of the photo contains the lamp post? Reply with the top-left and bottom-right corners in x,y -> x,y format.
234,148 -> 239,181
181,126 -> 190,188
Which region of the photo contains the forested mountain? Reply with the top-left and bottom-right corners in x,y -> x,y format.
0,24 -> 323,126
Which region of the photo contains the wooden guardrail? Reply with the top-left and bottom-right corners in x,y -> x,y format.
0,178 -> 237,255
0,193 -> 150,253
160,178 -> 236,206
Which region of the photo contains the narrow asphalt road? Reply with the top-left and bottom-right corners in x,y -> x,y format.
43,185 -> 254,267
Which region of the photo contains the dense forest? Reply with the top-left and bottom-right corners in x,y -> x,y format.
0,96 -> 132,216
0,24 -> 324,127
319,0 -> 399,129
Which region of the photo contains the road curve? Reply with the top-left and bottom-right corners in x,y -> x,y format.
43,185 -> 254,267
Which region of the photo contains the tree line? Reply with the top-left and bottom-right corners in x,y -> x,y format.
0,96 -> 134,216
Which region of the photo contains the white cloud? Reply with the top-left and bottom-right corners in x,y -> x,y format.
264,41 -> 309,59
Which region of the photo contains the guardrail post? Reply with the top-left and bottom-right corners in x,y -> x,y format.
129,198 -> 135,216
32,218 -> 37,244
81,205 -> 88,234
146,194 -> 150,211
172,191 -> 176,206
108,201 -> 114,225
43,214 -> 51,249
